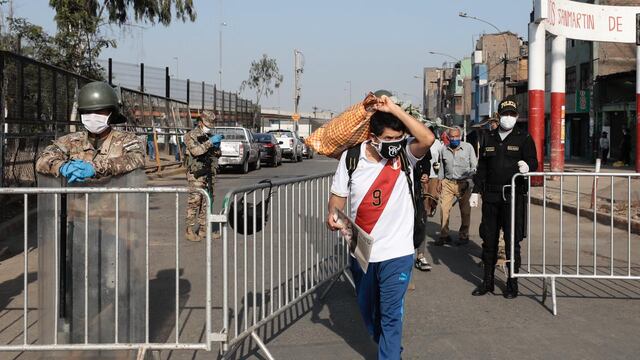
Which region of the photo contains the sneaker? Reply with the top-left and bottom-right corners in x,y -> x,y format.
415,256 -> 432,271
434,236 -> 452,246
456,236 -> 470,246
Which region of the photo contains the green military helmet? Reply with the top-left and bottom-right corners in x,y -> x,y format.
373,89 -> 393,98
77,81 -> 127,124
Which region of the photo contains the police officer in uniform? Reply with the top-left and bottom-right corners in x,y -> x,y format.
469,99 -> 538,299
36,81 -> 144,180
184,111 -> 223,242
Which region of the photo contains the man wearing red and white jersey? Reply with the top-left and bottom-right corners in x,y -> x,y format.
327,95 -> 434,360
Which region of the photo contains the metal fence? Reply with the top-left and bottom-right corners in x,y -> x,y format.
0,184 -> 215,358
101,58 -> 260,128
219,172 -> 350,358
510,172 -> 640,315
0,172 -> 350,358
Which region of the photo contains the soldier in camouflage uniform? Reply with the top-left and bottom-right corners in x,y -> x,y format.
36,81 -> 144,180
184,111 -> 223,241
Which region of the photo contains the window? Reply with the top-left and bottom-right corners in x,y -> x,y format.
566,66 -> 577,94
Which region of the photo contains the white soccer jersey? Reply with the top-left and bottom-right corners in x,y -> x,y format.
331,140 -> 420,263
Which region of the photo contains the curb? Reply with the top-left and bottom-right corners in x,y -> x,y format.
529,195 -> 640,235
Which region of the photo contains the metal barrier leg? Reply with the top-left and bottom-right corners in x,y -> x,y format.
251,331 -> 275,360
341,269 -> 356,290
551,277 -> 558,316
320,269 -> 355,300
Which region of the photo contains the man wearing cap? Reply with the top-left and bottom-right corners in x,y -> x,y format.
470,99 -> 537,299
36,81 -> 144,181
184,111 -> 223,241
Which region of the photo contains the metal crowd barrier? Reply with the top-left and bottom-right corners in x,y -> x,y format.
0,186 -> 215,358
219,172 -> 350,359
510,172 -> 640,315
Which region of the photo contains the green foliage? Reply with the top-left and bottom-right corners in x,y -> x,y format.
240,54 -> 283,106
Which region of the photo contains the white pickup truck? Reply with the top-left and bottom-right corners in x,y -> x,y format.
268,130 -> 303,162
214,127 -> 261,173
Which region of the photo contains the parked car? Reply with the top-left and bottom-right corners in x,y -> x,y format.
255,133 -> 283,167
268,130 -> 303,162
300,137 -> 314,159
214,127 -> 261,173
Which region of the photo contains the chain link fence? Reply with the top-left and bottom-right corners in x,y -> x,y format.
1,51 -> 259,187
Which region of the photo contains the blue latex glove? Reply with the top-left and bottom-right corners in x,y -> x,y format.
69,161 -> 96,183
59,161 -> 79,178
209,134 -> 223,148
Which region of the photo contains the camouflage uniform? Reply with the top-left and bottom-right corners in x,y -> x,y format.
36,130 -> 144,178
184,125 -> 220,237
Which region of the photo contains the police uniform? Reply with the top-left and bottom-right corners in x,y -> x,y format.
472,100 -> 537,299
36,130 -> 144,177
184,111 -> 221,241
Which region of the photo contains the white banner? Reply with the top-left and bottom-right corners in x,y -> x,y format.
539,0 -> 640,43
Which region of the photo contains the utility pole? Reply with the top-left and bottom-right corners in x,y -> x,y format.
293,49 -> 304,133
502,53 -> 508,99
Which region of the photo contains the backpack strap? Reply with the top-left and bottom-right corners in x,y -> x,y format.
398,150 -> 418,215
345,145 -> 361,187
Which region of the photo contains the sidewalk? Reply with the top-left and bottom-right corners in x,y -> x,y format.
529,161 -> 640,233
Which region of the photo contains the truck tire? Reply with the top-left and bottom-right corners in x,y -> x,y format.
241,158 -> 249,174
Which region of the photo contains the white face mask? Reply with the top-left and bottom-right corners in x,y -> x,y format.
201,125 -> 214,134
81,113 -> 110,134
499,115 -> 517,131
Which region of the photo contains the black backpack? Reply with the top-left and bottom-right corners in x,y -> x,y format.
344,145 -> 426,249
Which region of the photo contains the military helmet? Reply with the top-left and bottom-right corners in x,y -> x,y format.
200,110 -> 216,128
373,89 -> 393,98
77,81 -> 127,124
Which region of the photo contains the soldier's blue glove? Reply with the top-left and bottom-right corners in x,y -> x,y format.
59,160 -> 80,179
209,134 -> 223,148
69,161 -> 96,183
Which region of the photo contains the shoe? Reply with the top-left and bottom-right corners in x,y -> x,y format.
472,266 -> 495,296
197,230 -> 222,240
434,236 -> 452,246
503,277 -> 519,299
415,256 -> 432,271
185,228 -> 199,242
456,236 -> 470,246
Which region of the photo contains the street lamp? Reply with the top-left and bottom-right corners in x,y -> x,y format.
458,11 -> 509,99
219,21 -> 228,90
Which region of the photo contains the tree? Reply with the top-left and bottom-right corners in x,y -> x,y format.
240,54 -> 283,130
47,0 -> 197,78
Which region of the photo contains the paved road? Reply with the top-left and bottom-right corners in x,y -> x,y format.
2,156 -> 640,359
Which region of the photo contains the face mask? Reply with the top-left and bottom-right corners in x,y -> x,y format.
372,136 -> 407,159
449,139 -> 461,148
202,125 -> 214,134
81,113 -> 110,134
499,115 -> 517,131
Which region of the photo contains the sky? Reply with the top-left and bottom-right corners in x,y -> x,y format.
13,0 -> 533,114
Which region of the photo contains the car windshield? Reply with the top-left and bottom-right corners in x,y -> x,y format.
269,131 -> 293,138
255,134 -> 273,143
213,128 -> 245,140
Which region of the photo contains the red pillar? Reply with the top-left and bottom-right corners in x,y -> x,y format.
550,93 -> 565,172
528,22 -> 546,184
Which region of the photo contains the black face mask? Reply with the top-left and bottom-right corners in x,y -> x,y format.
372,137 -> 407,159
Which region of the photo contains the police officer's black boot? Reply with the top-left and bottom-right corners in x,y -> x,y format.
472,264 -> 495,296
503,257 -> 520,299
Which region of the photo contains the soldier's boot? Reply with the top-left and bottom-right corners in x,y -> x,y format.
472,265 -> 495,296
197,227 -> 221,240
186,227 -> 200,242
